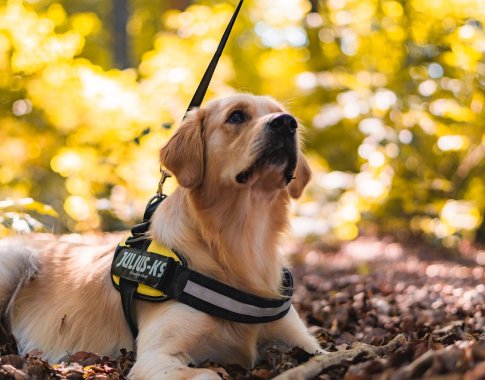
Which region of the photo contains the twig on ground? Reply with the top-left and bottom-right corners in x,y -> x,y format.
273,334 -> 408,380
390,349 -> 434,380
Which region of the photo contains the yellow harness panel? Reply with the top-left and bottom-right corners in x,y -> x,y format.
111,235 -> 183,298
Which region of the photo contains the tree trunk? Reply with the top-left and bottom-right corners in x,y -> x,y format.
113,0 -> 130,69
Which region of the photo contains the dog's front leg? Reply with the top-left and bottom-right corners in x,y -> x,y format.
129,351 -> 220,380
259,305 -> 325,355
129,302 -> 221,380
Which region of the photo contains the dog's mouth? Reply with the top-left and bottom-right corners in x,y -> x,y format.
235,143 -> 297,185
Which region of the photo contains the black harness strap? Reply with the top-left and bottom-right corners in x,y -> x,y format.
118,278 -> 139,337
116,194 -> 166,338
166,266 -> 294,324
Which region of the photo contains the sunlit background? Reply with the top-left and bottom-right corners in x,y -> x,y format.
0,0 -> 484,252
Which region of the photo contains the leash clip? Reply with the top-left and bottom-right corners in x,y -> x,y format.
157,168 -> 172,196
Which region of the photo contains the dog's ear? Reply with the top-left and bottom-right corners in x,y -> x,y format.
160,109 -> 204,189
288,153 -> 311,199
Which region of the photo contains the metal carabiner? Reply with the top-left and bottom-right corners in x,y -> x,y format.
157,168 -> 172,196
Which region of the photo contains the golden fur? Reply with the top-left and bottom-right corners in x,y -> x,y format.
0,94 -> 322,379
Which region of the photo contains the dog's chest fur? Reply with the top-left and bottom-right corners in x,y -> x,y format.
151,187 -> 288,298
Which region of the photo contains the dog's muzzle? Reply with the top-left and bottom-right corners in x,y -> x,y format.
236,113 -> 298,185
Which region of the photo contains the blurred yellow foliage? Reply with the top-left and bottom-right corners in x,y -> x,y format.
0,0 -> 484,246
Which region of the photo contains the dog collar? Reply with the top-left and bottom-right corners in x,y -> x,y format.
111,194 -> 293,337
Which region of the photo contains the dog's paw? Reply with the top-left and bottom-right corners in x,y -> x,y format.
129,366 -> 221,380
188,369 -> 222,380
167,368 -> 221,380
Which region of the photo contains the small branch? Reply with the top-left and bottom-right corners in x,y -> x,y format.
390,340 -> 477,380
273,334 -> 408,380
390,349 -> 434,380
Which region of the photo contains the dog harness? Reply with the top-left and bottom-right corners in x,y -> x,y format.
111,192 -> 294,337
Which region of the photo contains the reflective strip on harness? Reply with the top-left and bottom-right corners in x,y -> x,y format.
183,280 -> 293,318
163,264 -> 294,324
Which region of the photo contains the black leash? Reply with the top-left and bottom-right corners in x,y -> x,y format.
186,0 -> 244,113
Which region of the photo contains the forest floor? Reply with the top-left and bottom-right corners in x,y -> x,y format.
0,235 -> 484,379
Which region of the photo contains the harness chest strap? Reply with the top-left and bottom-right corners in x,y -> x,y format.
172,266 -> 293,323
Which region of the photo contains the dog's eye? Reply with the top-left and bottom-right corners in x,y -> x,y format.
226,110 -> 246,124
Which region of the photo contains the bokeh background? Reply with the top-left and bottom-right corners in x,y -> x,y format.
1,0 -> 484,251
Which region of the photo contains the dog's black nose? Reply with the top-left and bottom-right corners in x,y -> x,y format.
269,114 -> 297,136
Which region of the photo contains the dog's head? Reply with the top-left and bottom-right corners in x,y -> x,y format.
160,94 -> 311,198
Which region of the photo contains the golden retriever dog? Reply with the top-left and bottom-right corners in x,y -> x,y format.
0,94 -> 322,379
